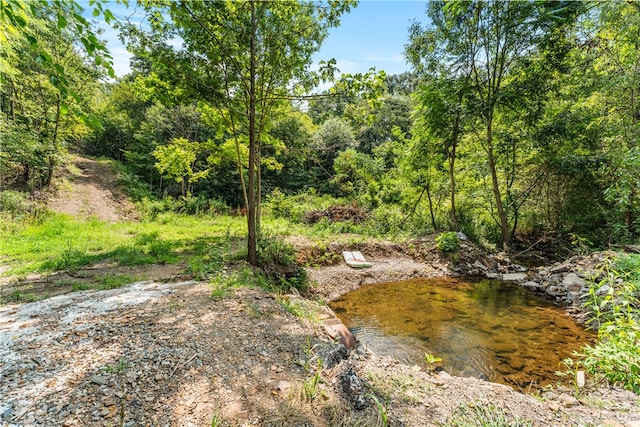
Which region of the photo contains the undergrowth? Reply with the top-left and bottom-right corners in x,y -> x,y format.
574,253 -> 640,393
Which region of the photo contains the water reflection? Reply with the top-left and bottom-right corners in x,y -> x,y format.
329,277 -> 596,390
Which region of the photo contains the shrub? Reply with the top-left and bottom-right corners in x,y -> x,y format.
258,235 -> 307,292
577,254 -> 640,393
436,231 -> 460,252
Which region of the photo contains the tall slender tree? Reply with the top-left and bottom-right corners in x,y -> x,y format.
129,0 -> 355,265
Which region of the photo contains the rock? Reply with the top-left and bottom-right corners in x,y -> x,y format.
1,404 -> 13,419
562,273 -> 586,292
558,392 -> 580,408
472,261 -> 488,271
597,284 -> 612,295
91,375 -> 109,386
276,380 -> 291,392
339,364 -> 369,410
511,264 -> 527,272
523,281 -> 542,291
315,343 -> 349,369
486,272 -> 501,279
502,273 -> 527,281
550,264 -> 570,274
456,231 -> 468,240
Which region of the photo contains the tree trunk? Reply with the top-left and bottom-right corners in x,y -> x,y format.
487,120 -> 509,251
448,91 -> 463,231
426,180 -> 437,231
46,96 -> 62,187
246,0 -> 258,266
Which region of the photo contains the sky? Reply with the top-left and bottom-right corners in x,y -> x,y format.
90,1 -> 430,78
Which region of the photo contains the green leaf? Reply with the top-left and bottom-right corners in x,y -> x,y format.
57,14 -> 67,29
60,102 -> 69,115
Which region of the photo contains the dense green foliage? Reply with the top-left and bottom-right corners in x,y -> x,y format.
2,0 -> 639,252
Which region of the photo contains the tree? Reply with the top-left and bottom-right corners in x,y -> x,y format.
1,0 -> 117,190
407,0 -> 582,250
129,0 -> 355,265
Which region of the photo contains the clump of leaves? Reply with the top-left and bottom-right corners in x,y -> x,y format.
436,231 -> 460,252
424,352 -> 443,372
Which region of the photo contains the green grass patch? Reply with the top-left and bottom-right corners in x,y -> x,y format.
445,401 -> 534,427
0,212 -> 247,277
97,274 -> 139,290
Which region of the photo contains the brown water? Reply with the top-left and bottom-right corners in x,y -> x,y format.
329,277 -> 596,390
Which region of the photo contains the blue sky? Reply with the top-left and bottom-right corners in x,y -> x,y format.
90,1 -> 429,78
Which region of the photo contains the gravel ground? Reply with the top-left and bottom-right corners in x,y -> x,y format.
1,278 -> 639,426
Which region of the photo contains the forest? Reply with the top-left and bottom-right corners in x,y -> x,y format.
2,0 -> 639,258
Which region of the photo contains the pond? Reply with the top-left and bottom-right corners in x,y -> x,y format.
329,277 -> 596,390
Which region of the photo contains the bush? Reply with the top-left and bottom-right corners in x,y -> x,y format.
436,231 -> 460,252
578,254 -> 640,393
266,188 -> 338,223
0,190 -> 48,226
258,235 -> 307,292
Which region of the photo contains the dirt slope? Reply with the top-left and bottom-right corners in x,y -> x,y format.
48,156 -> 136,222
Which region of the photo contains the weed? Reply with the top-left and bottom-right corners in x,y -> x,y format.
444,401 -> 534,427
98,275 -> 138,290
572,253 -> 640,393
301,359 -> 324,402
244,301 -> 264,317
210,412 -> 224,427
366,394 -> 389,427
210,281 -> 229,300
72,282 -> 90,292
436,231 -> 459,252
424,352 -> 443,371
104,358 -> 127,374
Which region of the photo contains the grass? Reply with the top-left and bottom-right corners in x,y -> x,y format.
445,401 -> 534,427
0,212 -> 248,278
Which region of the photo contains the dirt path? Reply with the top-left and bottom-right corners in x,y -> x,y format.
48,156 -> 136,222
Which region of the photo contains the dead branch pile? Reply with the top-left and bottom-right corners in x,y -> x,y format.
303,204 -> 368,224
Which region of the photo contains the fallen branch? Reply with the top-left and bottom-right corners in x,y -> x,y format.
168,353 -> 198,380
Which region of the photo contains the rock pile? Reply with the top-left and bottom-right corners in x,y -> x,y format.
451,245 -> 621,323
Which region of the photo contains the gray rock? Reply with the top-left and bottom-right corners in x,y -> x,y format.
523,281 -> 542,291
502,273 -> 527,281
562,273 -> 586,292
597,284 -> 611,295
315,343 -> 348,369
550,264 -> 570,274
1,404 -> 13,419
339,364 -> 369,410
472,261 -> 488,271
91,375 -> 109,386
